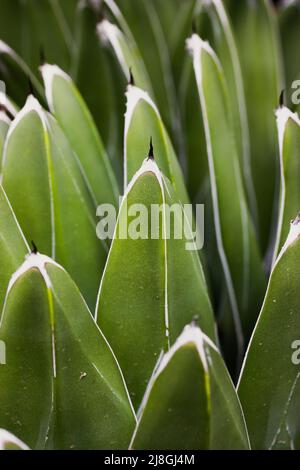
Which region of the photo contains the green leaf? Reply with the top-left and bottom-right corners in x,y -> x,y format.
124,84 -> 189,207
195,0 -> 256,223
273,107 -> 300,261
238,215 -> 300,449
71,0 -> 120,158
0,429 -> 29,450
97,17 -> 154,99
0,252 -> 136,449
224,0 -> 282,252
114,0 -> 181,150
25,0 -> 74,72
187,34 -> 266,354
151,0 -> 196,88
96,158 -> 216,410
0,40 -> 44,105
41,64 -> 119,206
131,324 -> 250,450
0,185 -> 29,313
1,96 -> 106,310
179,52 -> 209,202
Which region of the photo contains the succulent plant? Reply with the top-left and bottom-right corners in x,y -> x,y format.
0,0 -> 299,451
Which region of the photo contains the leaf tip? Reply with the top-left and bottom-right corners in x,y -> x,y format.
279,89 -> 285,108
31,240 -> 38,255
129,67 -> 135,86
39,46 -> 46,66
147,137 -> 154,160
28,76 -> 35,98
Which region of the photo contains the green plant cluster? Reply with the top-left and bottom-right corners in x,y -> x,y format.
0,0 -> 299,450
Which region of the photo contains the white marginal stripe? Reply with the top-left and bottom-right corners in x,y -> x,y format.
0,429 -> 29,450
0,186 -> 30,252
40,63 -> 71,112
2,249 -> 136,424
276,213 -> 300,265
238,215 -> 300,388
0,39 -> 14,55
0,92 -> 18,118
97,19 -> 129,79
95,158 -> 170,345
129,324 -> 218,448
40,62 -> 119,205
272,106 -> 300,264
2,95 -> 56,259
2,95 -> 47,168
123,85 -> 160,190
0,39 -> 44,97
5,253 -> 61,299
208,0 -> 257,224
186,33 -> 244,355
0,111 -> 10,125
155,324 -> 218,376
1,252 -> 63,379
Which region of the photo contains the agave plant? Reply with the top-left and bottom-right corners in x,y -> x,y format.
0,0 -> 299,451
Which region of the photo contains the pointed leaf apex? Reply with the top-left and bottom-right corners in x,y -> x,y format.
129,67 -> 135,86
7,252 -> 62,295
147,137 -> 154,160
279,89 -> 285,108
31,240 -> 38,254
28,77 -> 35,97
39,46 -> 46,66
0,103 -> 13,121
156,324 -> 219,377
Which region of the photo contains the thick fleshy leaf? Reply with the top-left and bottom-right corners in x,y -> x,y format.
195,0 -> 256,222
0,40 -> 43,105
124,84 -> 189,207
224,0 -> 282,252
151,0 -> 196,88
114,0 -> 181,151
0,429 -> 29,450
0,185 -> 29,313
96,158 -> 216,409
0,253 -> 135,449
131,324 -> 249,450
1,96 -> 107,310
179,55 -> 208,202
25,0 -> 73,72
41,63 -> 119,206
273,107 -> 300,261
238,216 -> 300,450
97,17 -> 153,99
187,34 -> 266,354
72,0 -> 120,158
